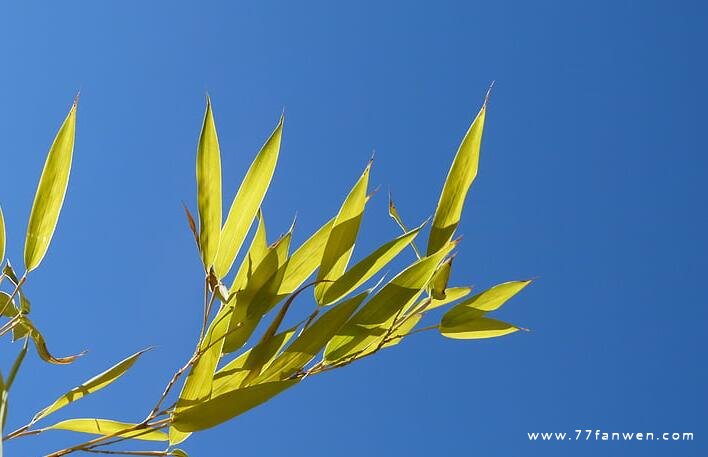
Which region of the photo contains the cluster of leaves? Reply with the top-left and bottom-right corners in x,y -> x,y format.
0,89 -> 531,456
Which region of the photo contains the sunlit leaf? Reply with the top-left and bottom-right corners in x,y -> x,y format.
324,243 -> 454,363
231,210 -> 268,292
430,256 -> 453,300
427,101 -> 487,255
24,100 -> 77,272
47,418 -> 167,441
444,280 -> 531,319
213,116 -> 283,278
277,216 -> 334,294
258,291 -> 369,382
171,450 -> 189,457
222,228 -> 292,353
175,308 -> 231,411
319,223 -> 424,306
172,379 -> 298,432
196,96 -> 222,269
5,337 -> 29,391
21,317 -> 85,364
440,317 -> 519,339
213,327 -> 296,393
314,162 -> 371,304
32,348 -> 151,423
423,286 -> 472,311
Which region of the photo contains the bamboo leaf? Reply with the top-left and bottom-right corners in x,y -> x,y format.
444,280 -> 531,319
5,337 -> 29,391
213,327 -> 296,393
47,418 -> 168,441
171,380 -> 298,433
21,317 -> 85,364
314,162 -> 371,304
213,116 -> 284,278
24,100 -> 77,272
277,216 -> 334,294
440,317 -> 519,339
196,96 -> 222,269
32,348 -> 151,423
430,256 -> 453,300
231,210 -> 268,292
427,101 -> 487,255
324,243 -> 454,363
175,308 -> 231,411
424,286 -> 472,311
258,291 -> 369,382
222,227 -> 292,353
319,223 -> 424,306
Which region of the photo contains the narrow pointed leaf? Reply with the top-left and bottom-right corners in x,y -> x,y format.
21,317 -> 85,364
175,308 -> 231,411
427,102 -> 487,255
277,216 -> 334,294
214,116 -> 283,278
231,210 -> 268,292
430,257 -> 453,300
314,162 -> 370,303
48,419 -> 167,441
258,291 -> 369,382
196,96 -> 222,269
32,348 -> 150,423
440,317 -> 519,339
319,224 -> 423,306
172,380 -> 298,432
424,286 -> 472,311
213,327 -> 296,393
324,243 -> 454,363
24,101 -> 77,271
443,280 -> 531,325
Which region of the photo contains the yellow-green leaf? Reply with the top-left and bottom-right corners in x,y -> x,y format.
213,327 -> 296,394
21,317 -> 85,364
319,223 -> 424,306
424,286 -> 472,311
258,291 -> 369,382
314,162 -> 370,304
222,228 -> 292,353
24,101 -> 77,272
440,317 -> 519,340
172,379 -> 298,433
430,256 -> 453,300
32,348 -> 150,423
324,243 -> 454,363
175,308 -> 231,411
231,210 -> 269,292
427,102 -> 487,255
48,419 -> 167,441
445,280 -> 531,318
277,216 -> 334,295
213,116 -> 283,278
196,96 -> 222,269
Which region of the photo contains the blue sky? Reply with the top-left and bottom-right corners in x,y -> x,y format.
1,1 -> 706,456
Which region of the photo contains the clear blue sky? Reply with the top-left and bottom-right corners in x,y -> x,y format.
1,1 -> 706,456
